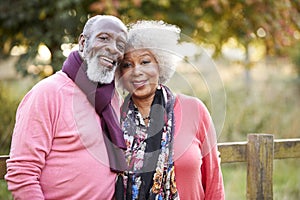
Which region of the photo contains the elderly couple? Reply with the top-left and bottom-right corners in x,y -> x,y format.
5,15 -> 225,200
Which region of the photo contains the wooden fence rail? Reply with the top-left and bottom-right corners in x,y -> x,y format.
1,134 -> 300,199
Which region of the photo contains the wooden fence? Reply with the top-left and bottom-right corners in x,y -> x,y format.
1,134 -> 300,199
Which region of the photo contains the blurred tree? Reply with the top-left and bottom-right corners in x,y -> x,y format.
93,0 -> 300,55
0,0 -> 299,77
0,0 -> 92,76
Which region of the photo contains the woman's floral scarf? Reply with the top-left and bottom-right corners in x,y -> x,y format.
116,85 -> 179,200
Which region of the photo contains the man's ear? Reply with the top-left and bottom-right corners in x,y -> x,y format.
78,34 -> 85,52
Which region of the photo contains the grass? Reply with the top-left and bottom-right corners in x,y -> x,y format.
222,163 -> 247,199
221,159 -> 300,200
0,180 -> 12,200
273,159 -> 300,200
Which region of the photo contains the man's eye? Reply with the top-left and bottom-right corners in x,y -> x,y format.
99,36 -> 108,40
117,43 -> 125,52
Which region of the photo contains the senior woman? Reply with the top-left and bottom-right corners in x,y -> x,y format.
116,20 -> 225,200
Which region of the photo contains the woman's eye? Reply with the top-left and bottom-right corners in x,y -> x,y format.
141,60 -> 150,65
121,62 -> 132,68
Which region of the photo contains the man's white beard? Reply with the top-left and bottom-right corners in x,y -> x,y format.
86,55 -> 116,84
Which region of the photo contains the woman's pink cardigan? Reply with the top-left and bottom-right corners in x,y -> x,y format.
174,94 -> 225,199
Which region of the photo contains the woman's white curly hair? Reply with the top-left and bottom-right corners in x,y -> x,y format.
125,20 -> 181,84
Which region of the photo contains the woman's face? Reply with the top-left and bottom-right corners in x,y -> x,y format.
120,49 -> 159,100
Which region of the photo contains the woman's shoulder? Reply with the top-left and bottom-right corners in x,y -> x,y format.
175,93 -> 205,107
175,93 -> 210,117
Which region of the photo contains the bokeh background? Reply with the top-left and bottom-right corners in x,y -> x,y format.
0,0 -> 299,199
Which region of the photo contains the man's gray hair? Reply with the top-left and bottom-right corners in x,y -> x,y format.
82,15 -> 126,43
126,20 -> 181,84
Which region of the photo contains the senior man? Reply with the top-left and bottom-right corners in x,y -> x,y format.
5,15 -> 127,199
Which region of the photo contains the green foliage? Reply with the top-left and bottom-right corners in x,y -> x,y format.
219,65 -> 300,141
0,0 -> 91,75
290,42 -> 300,77
105,0 -> 300,56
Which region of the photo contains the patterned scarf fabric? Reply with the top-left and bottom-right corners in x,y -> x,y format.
62,51 -> 127,172
117,85 -> 179,200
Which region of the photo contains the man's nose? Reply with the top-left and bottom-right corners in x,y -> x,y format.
106,41 -> 121,55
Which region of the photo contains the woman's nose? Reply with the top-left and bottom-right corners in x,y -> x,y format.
132,64 -> 143,76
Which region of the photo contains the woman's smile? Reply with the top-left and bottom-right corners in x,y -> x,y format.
132,80 -> 147,89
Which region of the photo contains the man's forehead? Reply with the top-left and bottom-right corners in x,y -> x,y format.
92,17 -> 127,34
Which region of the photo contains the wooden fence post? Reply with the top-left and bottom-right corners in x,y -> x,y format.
247,134 -> 274,200
0,155 -> 9,179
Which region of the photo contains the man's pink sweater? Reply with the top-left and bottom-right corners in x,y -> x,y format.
5,71 -> 120,200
